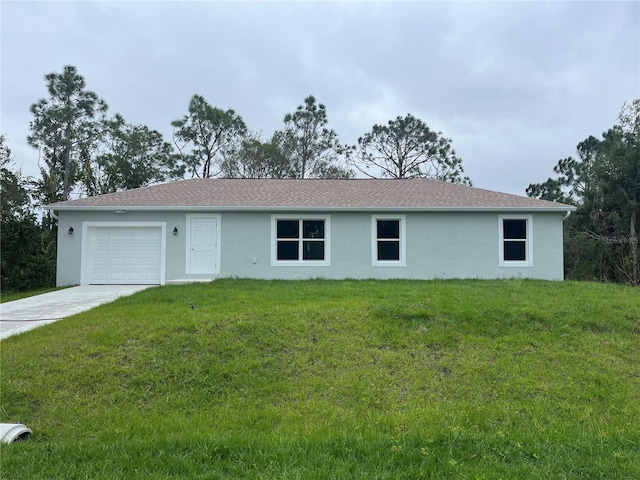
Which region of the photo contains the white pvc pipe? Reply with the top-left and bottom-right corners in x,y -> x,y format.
0,423 -> 32,443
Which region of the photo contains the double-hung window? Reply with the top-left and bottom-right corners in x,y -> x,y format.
272,216 -> 329,266
499,215 -> 533,267
372,215 -> 406,266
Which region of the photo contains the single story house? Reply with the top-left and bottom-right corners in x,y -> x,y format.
44,178 -> 576,286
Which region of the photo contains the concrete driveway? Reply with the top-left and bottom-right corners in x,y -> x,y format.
0,285 -> 153,340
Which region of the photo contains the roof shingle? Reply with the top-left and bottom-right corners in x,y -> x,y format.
45,178 -> 575,211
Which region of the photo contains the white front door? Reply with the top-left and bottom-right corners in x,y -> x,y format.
188,216 -> 218,274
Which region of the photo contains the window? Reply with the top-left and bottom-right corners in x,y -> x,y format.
271,216 -> 329,266
372,215 -> 406,266
499,215 -> 533,267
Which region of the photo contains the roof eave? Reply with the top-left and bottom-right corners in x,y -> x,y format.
44,205 -> 577,213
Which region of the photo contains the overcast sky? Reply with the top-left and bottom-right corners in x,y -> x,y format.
1,0 -> 638,196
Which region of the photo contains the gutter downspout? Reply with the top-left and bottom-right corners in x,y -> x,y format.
563,211 -> 572,221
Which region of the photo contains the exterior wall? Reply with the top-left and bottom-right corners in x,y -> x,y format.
219,211 -> 565,280
56,210 -> 188,286
55,209 -> 566,286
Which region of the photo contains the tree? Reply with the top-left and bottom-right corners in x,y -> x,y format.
526,135 -> 602,205
220,132 -> 292,179
0,134 -> 10,165
81,114 -> 183,195
1,135 -> 56,291
595,100 -> 640,284
276,95 -> 353,179
527,99 -> 640,285
353,114 -> 471,184
1,135 -> 31,221
172,95 -> 247,178
27,65 -> 108,203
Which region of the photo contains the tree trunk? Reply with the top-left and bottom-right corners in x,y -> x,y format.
62,122 -> 72,201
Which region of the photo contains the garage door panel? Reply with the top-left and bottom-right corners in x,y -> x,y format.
92,272 -> 108,282
144,258 -> 157,267
94,242 -> 108,252
93,257 -> 108,266
110,257 -> 126,268
129,257 -> 142,266
86,226 -> 162,285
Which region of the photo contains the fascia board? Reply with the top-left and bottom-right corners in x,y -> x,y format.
45,204 -> 577,213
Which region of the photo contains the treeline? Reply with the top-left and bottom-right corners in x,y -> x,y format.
1,65 -> 637,290
28,65 -> 470,205
527,100 -> 640,285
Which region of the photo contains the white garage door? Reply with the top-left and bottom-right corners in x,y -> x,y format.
86,226 -> 162,284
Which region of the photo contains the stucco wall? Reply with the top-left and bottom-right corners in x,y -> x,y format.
56,211 -> 187,286
56,209 -> 565,285
219,211 -> 564,280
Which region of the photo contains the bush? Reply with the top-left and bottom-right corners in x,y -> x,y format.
0,217 -> 56,292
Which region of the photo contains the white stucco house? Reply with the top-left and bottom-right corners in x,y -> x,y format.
44,178 -> 575,286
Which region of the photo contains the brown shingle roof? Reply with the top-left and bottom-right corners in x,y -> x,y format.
45,178 -> 575,211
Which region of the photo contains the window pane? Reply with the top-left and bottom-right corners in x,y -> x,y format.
277,220 -> 299,239
277,241 -> 299,260
378,241 -> 400,261
303,220 -> 324,239
303,241 -> 324,260
503,219 -> 527,239
377,220 -> 400,239
504,240 -> 526,261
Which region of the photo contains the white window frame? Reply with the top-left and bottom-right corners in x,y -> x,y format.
498,215 -> 533,267
271,214 -> 330,267
371,215 -> 406,267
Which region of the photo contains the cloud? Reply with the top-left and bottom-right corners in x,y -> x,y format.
1,1 -> 637,195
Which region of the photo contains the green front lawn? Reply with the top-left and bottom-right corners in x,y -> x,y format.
1,279 -> 638,479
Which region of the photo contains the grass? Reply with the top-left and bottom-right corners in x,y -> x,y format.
0,286 -> 70,304
0,279 -> 638,479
